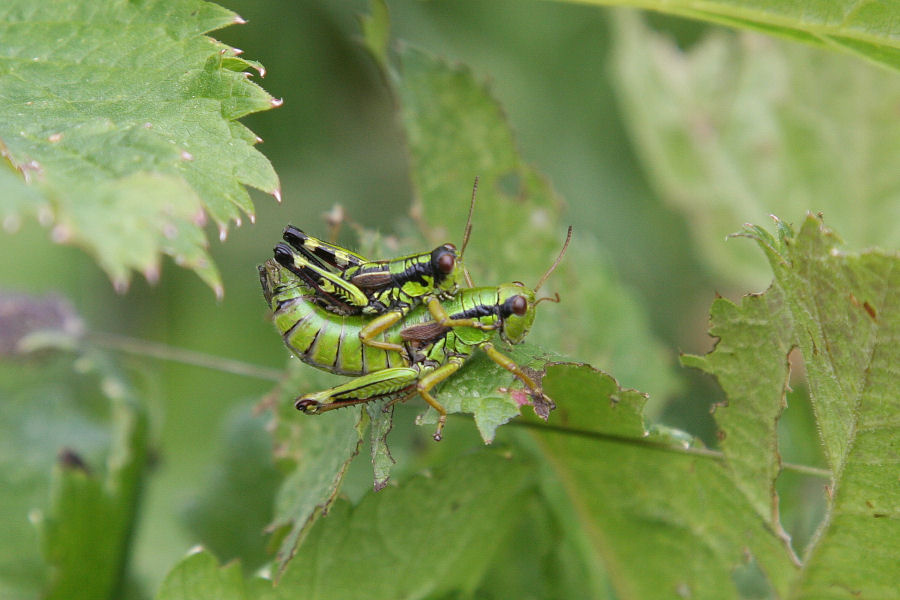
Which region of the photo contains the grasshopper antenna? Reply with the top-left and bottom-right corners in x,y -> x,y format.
458,176 -> 478,287
534,226 -> 573,293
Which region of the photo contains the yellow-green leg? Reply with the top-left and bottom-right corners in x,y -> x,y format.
295,367 -> 420,414
482,343 -> 552,404
415,355 -> 465,441
358,308 -> 408,354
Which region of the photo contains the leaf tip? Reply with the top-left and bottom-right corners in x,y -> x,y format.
3,214 -> 21,233
112,276 -> 130,295
50,224 -> 72,243
143,263 -> 161,285
57,448 -> 90,472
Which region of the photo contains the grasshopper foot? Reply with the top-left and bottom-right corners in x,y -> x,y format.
432,415 -> 447,442
295,398 -> 322,414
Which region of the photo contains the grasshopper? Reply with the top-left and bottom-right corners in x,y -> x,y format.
259,226 -> 571,441
272,180 -> 480,355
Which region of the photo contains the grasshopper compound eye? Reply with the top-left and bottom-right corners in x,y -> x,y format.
433,244 -> 457,275
501,294 -> 529,318
510,295 -> 528,316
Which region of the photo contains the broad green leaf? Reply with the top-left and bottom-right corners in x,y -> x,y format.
681,287 -> 795,538
263,450 -> 536,600
745,216 -> 900,597
0,0 -> 280,293
393,42 -> 678,402
155,549 -> 268,600
417,344 -> 556,443
565,1 -> 900,73
39,367 -> 148,600
532,362 -> 799,599
266,364 -> 365,572
611,12 -> 900,287
181,404 -> 282,573
684,215 -> 900,596
0,296 -> 149,600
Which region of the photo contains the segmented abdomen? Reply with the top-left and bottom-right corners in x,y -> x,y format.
274,296 -> 403,376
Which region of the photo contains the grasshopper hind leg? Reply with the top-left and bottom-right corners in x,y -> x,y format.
295,367 -> 420,415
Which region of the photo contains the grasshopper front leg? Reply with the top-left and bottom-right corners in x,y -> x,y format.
482,342 -> 553,405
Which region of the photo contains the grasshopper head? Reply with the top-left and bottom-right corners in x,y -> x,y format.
430,243 -> 464,297
497,226 -> 573,345
497,283 -> 537,345
258,257 -> 301,308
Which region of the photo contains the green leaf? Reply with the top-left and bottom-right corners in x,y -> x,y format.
39,377 -> 148,600
565,1 -> 900,73
358,0 -> 390,71
685,214 -> 900,596
0,320 -> 148,600
532,362 -> 799,598
155,549 -> 264,600
0,0 -> 280,293
681,287 -> 794,538
418,344 -> 555,443
365,401 -> 396,492
265,449 -> 536,599
266,365 -> 365,572
611,12 -> 900,287
747,216 -> 900,596
181,403 -> 282,573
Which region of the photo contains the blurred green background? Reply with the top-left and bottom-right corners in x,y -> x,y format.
6,0 -> 883,591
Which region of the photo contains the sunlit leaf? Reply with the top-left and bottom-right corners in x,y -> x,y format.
572,1 -> 900,73
0,0 -> 280,292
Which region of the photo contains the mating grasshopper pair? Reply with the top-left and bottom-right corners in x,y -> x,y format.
260,187 -> 570,440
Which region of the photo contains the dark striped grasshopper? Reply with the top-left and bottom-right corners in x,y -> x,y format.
273,180 -> 479,356
259,226 -> 571,440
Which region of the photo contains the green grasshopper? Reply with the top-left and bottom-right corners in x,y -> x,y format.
259,226 -> 571,441
273,180 -> 480,356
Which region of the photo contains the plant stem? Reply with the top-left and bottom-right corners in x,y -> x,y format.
89,331 -> 284,382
